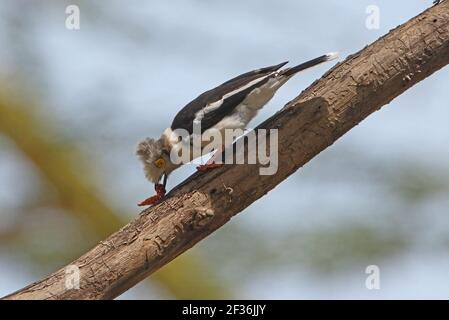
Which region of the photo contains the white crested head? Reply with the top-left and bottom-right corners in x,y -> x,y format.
136,138 -> 167,184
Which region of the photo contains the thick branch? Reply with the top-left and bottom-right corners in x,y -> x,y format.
4,2 -> 449,300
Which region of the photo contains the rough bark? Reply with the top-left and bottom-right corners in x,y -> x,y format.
4,2 -> 449,300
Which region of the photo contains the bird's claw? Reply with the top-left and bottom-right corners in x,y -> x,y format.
138,183 -> 166,206
196,162 -> 223,172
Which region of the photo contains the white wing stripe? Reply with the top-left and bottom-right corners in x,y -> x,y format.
194,72 -> 276,122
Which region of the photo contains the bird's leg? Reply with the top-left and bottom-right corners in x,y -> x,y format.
196,145 -> 225,172
138,174 -> 167,206
137,184 -> 166,206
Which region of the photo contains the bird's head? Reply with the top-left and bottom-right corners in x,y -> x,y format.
136,137 -> 171,185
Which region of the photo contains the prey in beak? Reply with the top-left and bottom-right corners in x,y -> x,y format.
136,138 -> 175,207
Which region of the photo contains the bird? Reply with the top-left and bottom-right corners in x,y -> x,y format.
136,52 -> 338,206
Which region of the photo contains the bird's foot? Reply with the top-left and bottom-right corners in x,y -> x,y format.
138,183 -> 166,206
196,162 -> 223,172
197,145 -> 226,172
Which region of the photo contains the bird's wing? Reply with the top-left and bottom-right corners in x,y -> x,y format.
171,61 -> 288,135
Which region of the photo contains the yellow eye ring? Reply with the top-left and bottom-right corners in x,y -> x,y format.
154,158 -> 165,168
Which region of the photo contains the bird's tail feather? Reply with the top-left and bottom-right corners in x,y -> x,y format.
281,52 -> 339,77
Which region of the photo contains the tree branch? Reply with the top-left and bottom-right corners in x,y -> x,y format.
4,2 -> 449,300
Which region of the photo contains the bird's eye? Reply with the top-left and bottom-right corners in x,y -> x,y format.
154,158 -> 165,168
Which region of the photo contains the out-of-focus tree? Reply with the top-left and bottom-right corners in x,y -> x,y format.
0,89 -> 228,298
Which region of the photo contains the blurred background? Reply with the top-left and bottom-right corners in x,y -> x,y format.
1,0 -> 449,299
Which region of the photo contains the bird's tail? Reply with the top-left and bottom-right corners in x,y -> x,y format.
281,52 -> 339,77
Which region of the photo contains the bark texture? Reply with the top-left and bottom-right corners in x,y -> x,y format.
4,2 -> 449,300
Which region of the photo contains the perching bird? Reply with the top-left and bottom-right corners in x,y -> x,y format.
136,52 -> 338,206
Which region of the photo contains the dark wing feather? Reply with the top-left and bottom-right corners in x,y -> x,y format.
171,61 -> 288,135
219,61 -> 288,86
199,76 -> 272,131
